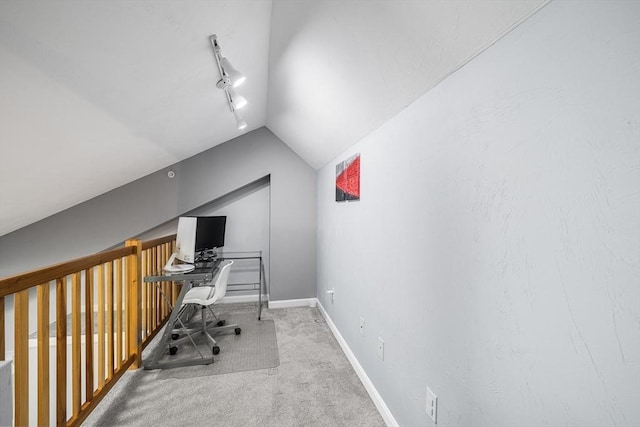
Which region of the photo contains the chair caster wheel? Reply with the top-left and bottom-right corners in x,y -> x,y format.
212,346 -> 220,355
169,346 -> 178,355
171,333 -> 179,340
235,328 -> 241,335
216,320 -> 226,327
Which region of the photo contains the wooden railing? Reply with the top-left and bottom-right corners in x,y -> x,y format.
0,234 -> 177,427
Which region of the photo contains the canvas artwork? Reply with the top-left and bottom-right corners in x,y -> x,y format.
335,153 -> 360,202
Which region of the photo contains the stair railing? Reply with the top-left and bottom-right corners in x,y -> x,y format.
0,234 -> 176,426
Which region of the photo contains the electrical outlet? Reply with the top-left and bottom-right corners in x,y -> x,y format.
326,289 -> 335,303
377,337 -> 384,360
426,387 -> 437,423
359,318 -> 365,336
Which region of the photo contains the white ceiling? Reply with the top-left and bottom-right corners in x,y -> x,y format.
266,0 -> 547,169
0,0 -> 547,236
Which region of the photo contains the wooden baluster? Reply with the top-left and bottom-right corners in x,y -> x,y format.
56,278 -> 67,426
97,264 -> 105,389
0,296 -> 4,360
71,272 -> 81,417
147,249 -> 152,334
156,246 -> 164,322
37,283 -> 50,426
106,262 -> 114,379
123,258 -> 129,358
159,245 -> 164,324
14,289 -> 29,426
158,244 -> 164,320
150,248 -> 155,331
126,239 -> 142,369
149,247 -> 158,333
84,269 -> 94,402
115,259 -> 123,369
140,250 -> 145,338
161,243 -> 167,320
145,250 -> 150,337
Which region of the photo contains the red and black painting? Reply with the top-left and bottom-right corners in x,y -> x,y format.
335,153 -> 360,202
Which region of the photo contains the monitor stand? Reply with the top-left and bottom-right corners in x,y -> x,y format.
163,252 -> 195,273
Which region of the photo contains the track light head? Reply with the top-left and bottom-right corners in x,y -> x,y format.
233,110 -> 248,130
220,57 -> 246,88
228,87 -> 247,110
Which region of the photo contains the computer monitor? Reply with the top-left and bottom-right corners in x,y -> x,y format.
164,217 -> 197,273
163,216 -> 227,272
195,216 -> 227,253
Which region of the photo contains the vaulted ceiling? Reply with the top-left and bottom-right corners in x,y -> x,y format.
0,0 -> 547,236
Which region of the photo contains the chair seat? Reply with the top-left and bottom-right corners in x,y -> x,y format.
183,285 -> 215,306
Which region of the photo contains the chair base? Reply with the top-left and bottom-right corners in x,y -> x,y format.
170,306 -> 241,357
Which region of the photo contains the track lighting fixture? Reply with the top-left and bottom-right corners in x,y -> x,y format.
210,34 -> 247,130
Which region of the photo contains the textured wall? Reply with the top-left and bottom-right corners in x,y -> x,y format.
317,1 -> 639,426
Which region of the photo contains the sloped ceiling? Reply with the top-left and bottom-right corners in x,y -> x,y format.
267,0 -> 547,169
0,0 -> 547,236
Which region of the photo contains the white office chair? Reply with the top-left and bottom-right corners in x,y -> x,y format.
171,260 -> 241,356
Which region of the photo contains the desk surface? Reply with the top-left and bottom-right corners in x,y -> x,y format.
143,251 -> 263,283
144,260 -> 219,283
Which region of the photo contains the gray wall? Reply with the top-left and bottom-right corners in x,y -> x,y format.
0,127 -> 316,302
137,177 -> 271,299
317,2 -> 639,426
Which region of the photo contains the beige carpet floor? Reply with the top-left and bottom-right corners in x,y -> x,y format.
83,304 -> 385,427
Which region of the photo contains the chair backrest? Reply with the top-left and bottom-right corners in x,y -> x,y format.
209,260 -> 234,304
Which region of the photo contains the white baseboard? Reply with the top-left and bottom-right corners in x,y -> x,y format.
317,302 -> 398,427
268,297 -> 318,309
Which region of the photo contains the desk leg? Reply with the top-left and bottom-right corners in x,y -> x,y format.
258,257 -> 264,320
144,280 -> 214,370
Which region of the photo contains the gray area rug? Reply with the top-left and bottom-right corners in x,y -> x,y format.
155,311 -> 279,379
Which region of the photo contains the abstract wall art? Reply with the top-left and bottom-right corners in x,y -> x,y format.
335,153 -> 360,202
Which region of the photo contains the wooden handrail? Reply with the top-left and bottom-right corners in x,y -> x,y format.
142,234 -> 176,250
0,246 -> 134,297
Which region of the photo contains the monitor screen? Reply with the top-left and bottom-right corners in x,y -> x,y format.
195,216 -> 227,252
